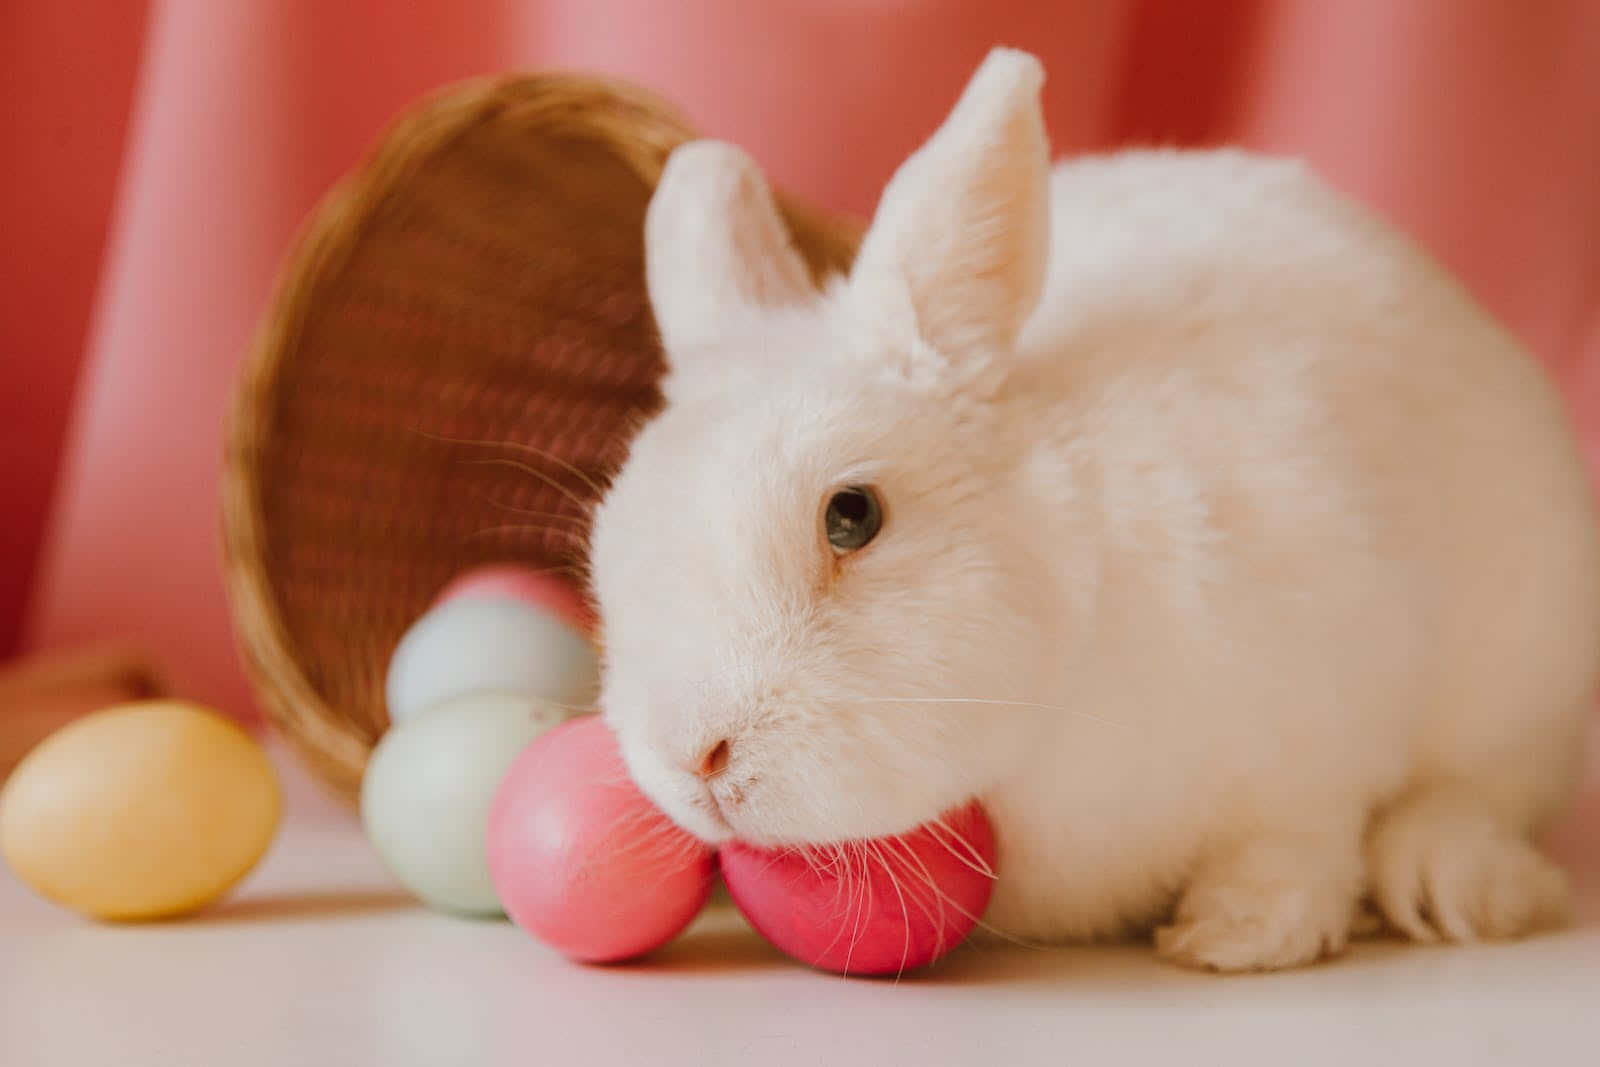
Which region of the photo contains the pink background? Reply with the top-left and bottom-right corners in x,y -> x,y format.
5,0 -> 1600,728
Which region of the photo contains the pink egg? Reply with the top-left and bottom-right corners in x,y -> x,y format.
719,800 -> 997,976
486,714 -> 715,963
434,564 -> 597,635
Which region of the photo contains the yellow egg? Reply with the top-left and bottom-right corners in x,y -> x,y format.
0,700 -> 281,921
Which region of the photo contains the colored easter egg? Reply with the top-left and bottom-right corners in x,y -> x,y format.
434,565 -> 597,635
719,800 -> 997,976
385,594 -> 599,724
0,700 -> 281,921
486,715 -> 715,963
361,691 -> 572,915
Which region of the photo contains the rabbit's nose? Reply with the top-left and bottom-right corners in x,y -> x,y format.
694,739 -> 731,780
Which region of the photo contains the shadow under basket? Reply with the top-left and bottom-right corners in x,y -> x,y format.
221,72 -> 861,804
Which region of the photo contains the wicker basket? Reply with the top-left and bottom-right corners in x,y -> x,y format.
221,72 -> 861,804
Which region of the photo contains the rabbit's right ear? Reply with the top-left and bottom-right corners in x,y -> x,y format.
645,141 -> 816,371
849,48 -> 1050,381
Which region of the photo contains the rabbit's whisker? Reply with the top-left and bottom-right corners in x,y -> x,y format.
461,456 -> 593,511
410,427 -> 611,501
850,697 -> 1127,731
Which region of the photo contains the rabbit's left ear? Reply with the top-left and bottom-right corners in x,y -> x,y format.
850,48 -> 1051,376
645,141 -> 816,367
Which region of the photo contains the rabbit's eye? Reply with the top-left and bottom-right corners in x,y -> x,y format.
825,486 -> 884,554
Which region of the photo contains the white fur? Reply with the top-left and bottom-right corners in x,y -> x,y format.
588,47 -> 1600,971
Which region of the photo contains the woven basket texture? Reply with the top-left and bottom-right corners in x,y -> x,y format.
222,73 -> 861,803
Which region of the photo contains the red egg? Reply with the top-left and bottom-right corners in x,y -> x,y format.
719,801 -> 998,976
435,564 -> 597,635
485,714 -> 714,963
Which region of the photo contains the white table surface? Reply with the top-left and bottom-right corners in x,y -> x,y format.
4,739 -> 1598,1067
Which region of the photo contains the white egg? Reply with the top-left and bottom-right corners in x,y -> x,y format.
360,692 -> 572,915
385,594 -> 599,723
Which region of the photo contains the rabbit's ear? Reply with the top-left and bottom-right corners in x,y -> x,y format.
850,48 -> 1050,377
645,141 -> 816,366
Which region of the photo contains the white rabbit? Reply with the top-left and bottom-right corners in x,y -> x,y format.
587,46 -> 1600,971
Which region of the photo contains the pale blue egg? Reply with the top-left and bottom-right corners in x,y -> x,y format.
385,595 -> 599,723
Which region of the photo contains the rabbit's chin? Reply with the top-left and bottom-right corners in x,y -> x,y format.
628,753 -> 978,852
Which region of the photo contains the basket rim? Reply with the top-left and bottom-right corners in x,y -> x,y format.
218,72 -> 710,789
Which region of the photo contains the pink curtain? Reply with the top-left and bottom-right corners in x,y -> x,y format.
7,0 -> 1600,726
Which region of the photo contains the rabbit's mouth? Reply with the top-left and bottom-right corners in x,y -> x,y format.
708,770 -> 761,815
686,780 -> 738,841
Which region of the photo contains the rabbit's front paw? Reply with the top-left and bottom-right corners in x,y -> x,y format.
1156,831 -> 1363,973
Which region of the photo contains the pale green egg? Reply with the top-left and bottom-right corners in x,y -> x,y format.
361,692 -> 573,916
